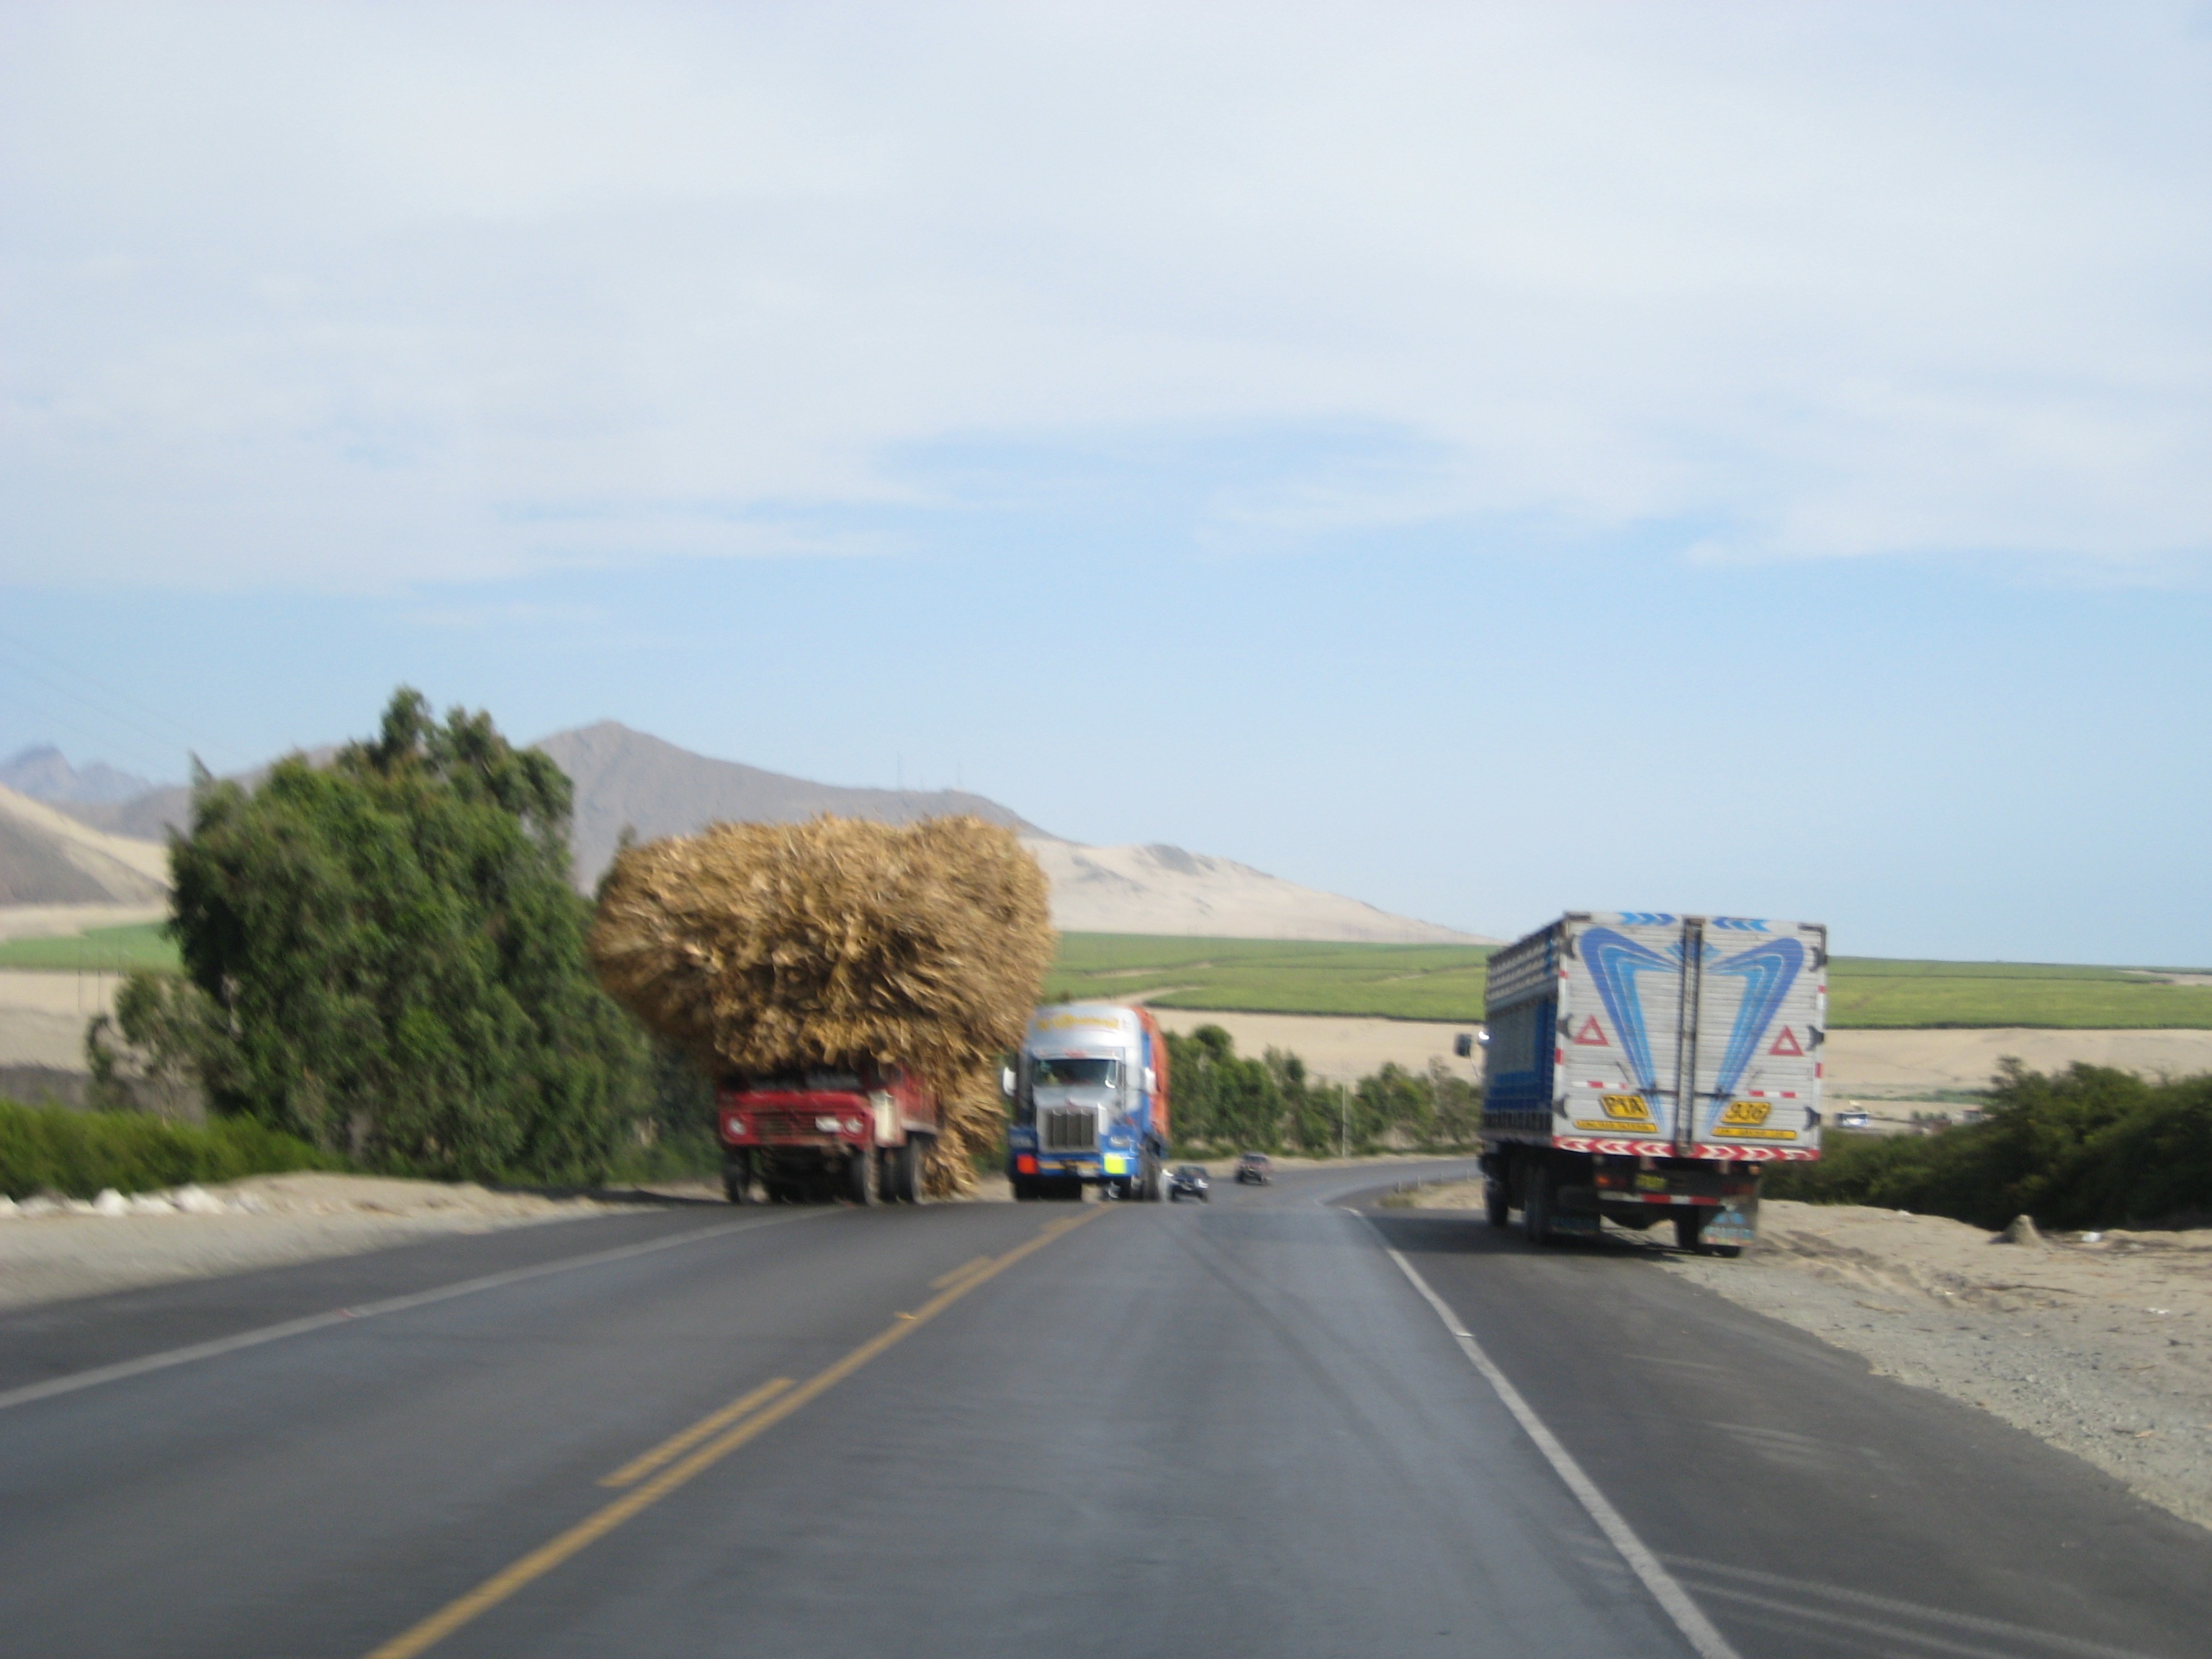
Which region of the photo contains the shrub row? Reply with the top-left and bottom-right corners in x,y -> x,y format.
1765,1061 -> 2212,1231
0,1100 -> 341,1200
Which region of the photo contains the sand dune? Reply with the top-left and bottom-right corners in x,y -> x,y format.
1025,839 -> 1487,944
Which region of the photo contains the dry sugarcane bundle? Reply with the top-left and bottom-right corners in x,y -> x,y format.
589,815 -> 1053,1196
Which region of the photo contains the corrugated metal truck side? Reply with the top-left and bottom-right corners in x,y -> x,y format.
1480,912 -> 1827,1254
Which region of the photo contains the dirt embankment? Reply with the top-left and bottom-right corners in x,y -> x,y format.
0,1173 -> 632,1312
1398,1180 -> 2212,1531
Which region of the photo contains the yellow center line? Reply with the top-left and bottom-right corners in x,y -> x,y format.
363,1205 -> 1112,1659
598,1378 -> 794,1488
928,1254 -> 996,1291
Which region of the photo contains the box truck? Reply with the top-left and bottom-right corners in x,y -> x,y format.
1480,912 -> 1826,1254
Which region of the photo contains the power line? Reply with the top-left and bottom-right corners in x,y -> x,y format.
0,631 -> 243,773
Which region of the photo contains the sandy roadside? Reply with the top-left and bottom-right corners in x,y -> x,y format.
0,1172 -> 650,1311
1392,1180 -> 2212,1532
0,971 -> 123,1069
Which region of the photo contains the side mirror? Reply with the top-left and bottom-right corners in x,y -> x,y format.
1143,1067 -> 1157,1094
1453,1033 -> 1474,1058
1000,1066 -> 1016,1099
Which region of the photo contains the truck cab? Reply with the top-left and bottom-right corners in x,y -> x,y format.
718,1059 -> 936,1205
1007,1003 -> 1172,1201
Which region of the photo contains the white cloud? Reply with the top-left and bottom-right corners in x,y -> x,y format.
1,1 -> 2206,588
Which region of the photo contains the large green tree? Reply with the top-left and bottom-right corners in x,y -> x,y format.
127,688 -> 651,1182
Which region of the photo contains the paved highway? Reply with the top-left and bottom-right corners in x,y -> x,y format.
3,1164 -> 2208,1658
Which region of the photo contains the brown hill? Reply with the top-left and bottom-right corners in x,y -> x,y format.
0,786 -> 168,904
536,722 -> 1053,888
33,725 -> 1480,941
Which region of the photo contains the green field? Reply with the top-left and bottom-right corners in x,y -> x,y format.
0,922 -> 181,974
6,922 -> 2206,1030
1044,933 -> 2212,1029
1042,935 -> 1496,1021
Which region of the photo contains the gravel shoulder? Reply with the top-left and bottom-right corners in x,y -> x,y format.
0,1172 -> 639,1312
1395,1179 -> 2212,1531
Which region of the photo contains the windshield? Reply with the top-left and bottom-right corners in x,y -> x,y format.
1033,1056 -> 1120,1089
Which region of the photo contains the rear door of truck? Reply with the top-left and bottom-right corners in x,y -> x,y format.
1553,913 -> 1696,1151
1686,919 -> 1826,1159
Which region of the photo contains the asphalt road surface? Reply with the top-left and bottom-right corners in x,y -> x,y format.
4,1163 -> 2208,1658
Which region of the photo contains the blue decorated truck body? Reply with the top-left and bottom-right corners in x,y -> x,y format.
1480,912 -> 1827,1254
1007,1003 -> 1172,1202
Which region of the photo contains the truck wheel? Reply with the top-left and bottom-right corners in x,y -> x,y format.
899,1138 -> 929,1203
722,1154 -> 754,1205
1138,1150 -> 1164,1202
1523,1165 -> 1555,1246
1483,1177 -> 1509,1228
847,1146 -> 880,1206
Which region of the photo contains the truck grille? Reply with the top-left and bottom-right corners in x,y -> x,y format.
1040,1107 -> 1098,1152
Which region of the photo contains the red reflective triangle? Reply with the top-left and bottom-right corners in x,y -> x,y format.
1768,1026 -> 1804,1056
1571,1016 -> 1609,1047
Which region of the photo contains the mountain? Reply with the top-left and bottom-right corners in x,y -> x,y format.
535,723 -> 1054,888
30,723 -> 1485,942
1022,840 -> 1493,944
0,785 -> 169,904
0,746 -> 160,806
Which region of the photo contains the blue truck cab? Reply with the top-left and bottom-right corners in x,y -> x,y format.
1007,1002 -> 1172,1202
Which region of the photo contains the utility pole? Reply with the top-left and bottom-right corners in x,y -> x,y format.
1340,1079 -> 1349,1161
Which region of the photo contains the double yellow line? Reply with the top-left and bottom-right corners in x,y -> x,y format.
365,1205 -> 1106,1659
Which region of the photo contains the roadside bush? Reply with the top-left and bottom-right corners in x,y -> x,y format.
1764,1061 -> 2212,1231
0,1098 -> 339,1200
1165,1025 -> 1480,1156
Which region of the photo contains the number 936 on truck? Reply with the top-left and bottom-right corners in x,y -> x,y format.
1479,912 -> 1827,1256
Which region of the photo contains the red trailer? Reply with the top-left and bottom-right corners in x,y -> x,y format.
717,1061 -> 938,1205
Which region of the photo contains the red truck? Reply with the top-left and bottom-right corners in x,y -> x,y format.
717,1061 -> 937,1205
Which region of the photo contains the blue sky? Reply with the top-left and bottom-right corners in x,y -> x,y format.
2,4 -> 2207,963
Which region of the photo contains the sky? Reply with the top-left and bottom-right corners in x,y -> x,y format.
1,3 -> 2207,963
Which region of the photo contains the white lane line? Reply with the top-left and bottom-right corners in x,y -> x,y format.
1376,1238 -> 1744,1659
0,1210 -> 819,1414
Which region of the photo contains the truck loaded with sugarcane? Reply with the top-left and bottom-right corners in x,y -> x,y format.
589,814 -> 1056,1203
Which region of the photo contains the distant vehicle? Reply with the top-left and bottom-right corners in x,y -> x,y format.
1234,1151 -> 1272,1185
1168,1164 -> 1211,1201
1006,1003 -> 1172,1201
717,1061 -> 936,1205
1479,912 -> 1827,1256
1837,1110 -> 1873,1130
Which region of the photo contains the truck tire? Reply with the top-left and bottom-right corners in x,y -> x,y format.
1138,1149 -> 1164,1202
847,1146 -> 880,1206
1523,1164 -> 1555,1246
1483,1177 -> 1509,1228
896,1138 -> 927,1204
722,1153 -> 754,1205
